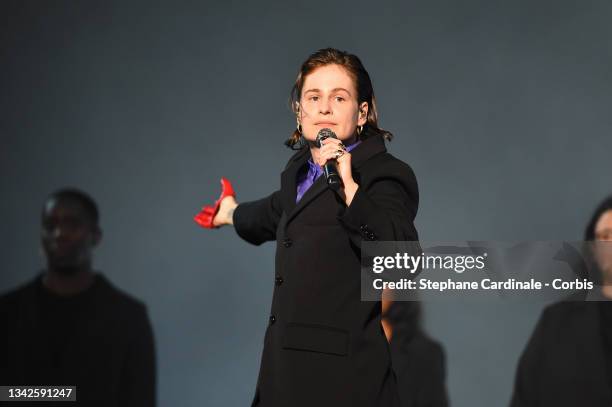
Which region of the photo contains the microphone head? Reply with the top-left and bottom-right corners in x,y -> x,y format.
315,128 -> 337,148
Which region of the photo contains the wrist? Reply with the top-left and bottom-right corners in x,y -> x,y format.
344,179 -> 358,192
343,180 -> 359,206
227,207 -> 235,225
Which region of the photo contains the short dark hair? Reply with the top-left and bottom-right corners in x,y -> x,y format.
584,195 -> 612,240
286,47 -> 393,149
44,188 -> 100,226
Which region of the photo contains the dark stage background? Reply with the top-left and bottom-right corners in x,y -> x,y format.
1,1 -> 611,405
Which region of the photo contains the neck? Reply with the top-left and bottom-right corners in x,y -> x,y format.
43,265 -> 95,296
602,285 -> 612,300
601,270 -> 612,299
308,141 -> 321,164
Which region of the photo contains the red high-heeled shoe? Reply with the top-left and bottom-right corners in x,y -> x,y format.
194,177 -> 236,229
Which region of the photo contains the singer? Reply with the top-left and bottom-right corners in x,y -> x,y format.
206,48 -> 419,407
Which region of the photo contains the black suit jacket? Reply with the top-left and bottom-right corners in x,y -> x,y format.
510,300 -> 612,407
233,134 -> 419,407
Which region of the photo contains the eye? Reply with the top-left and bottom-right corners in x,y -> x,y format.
309,96 -> 319,101
334,96 -> 345,102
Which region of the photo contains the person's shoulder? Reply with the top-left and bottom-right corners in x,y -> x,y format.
373,152 -> 417,178
540,296 -> 594,325
359,137 -> 417,178
0,275 -> 40,309
407,332 -> 445,360
394,332 -> 446,376
360,149 -> 419,197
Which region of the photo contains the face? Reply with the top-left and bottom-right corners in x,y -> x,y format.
298,64 -> 368,143
41,198 -> 100,274
594,210 -> 612,279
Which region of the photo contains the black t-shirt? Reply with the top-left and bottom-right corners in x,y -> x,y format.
599,301 -> 612,388
0,273 -> 155,407
33,275 -> 100,383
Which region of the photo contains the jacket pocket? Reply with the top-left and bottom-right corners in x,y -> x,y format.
282,322 -> 349,356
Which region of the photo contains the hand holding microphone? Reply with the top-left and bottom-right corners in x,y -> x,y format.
315,128 -> 351,191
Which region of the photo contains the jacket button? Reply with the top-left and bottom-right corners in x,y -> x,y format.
282,238 -> 293,248
275,276 -> 284,286
360,224 -> 367,231
367,232 -> 376,241
269,315 -> 276,324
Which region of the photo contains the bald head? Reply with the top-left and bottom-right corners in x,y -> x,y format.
41,188 -> 101,274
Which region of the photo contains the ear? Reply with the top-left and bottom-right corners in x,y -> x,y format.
357,102 -> 369,126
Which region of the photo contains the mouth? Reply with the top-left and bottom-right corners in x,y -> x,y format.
47,241 -> 77,257
315,122 -> 337,126
50,247 -> 75,259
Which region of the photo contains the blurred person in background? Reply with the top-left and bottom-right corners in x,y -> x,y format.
510,194 -> 612,407
384,301 -> 449,407
0,188 -> 156,407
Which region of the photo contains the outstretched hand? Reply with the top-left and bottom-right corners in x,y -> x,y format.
213,195 -> 237,227
194,177 -> 238,229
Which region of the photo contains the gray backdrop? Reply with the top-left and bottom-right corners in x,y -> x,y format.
1,0 -> 611,406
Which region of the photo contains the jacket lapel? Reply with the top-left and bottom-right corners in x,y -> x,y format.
280,134 -> 388,226
349,133 -> 386,169
280,147 -> 309,216
286,175 -> 328,223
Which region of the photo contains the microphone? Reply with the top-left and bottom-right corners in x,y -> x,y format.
315,128 -> 342,190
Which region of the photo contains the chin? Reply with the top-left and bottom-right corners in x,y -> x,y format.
50,265 -> 82,276
48,255 -> 82,273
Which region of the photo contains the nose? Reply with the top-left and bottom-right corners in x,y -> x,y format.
318,99 -> 331,115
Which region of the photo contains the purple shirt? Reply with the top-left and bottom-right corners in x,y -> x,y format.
296,140 -> 361,202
